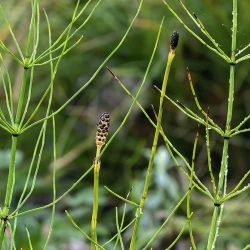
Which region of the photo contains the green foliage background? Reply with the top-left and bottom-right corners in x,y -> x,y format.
0,0 -> 249,249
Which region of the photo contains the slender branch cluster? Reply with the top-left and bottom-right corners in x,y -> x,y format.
96,112 -> 110,147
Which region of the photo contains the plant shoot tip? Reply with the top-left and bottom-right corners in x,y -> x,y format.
170,31 -> 179,50
96,112 -> 110,147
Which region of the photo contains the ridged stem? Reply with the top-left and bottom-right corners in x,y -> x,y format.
0,136 -> 18,247
207,1 -> 237,249
15,67 -> 29,125
129,49 -> 176,250
91,145 -> 101,250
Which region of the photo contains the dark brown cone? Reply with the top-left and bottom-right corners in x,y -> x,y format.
96,112 -> 110,147
170,31 -> 179,50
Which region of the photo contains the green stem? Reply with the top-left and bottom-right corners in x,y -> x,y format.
91,146 -> 101,250
218,0 -> 237,203
207,1 -> 237,249
0,136 -> 18,246
15,67 -> 29,125
21,0 -> 144,133
15,0 -> 38,125
187,131 -> 198,250
206,205 -> 222,250
129,49 -> 176,250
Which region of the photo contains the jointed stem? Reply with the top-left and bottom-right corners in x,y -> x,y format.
207,0 -> 237,249
218,0 -> 237,202
129,47 -> 176,250
0,136 -> 18,246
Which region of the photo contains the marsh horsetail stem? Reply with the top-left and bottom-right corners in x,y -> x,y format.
91,112 -> 110,250
129,31 -> 179,250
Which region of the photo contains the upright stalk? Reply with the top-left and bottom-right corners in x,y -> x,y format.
129,32 -> 179,249
207,1 -> 237,249
0,0 -> 36,244
91,112 -> 110,250
15,67 -> 29,125
0,135 -> 18,246
91,147 -> 101,250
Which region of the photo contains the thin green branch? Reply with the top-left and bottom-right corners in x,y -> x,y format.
66,211 -> 105,250
110,68 -> 213,199
102,17 -> 164,160
151,104 -> 210,197
21,2 -> 77,128
32,0 -> 100,65
0,119 -> 13,134
178,0 -> 228,59
42,116 -> 57,250
162,0 -> 229,62
12,121 -> 47,237
0,70 -> 14,125
142,191 -> 190,250
236,54 -> 250,64
231,114 -> 250,133
31,0 -> 83,63
161,93 -> 222,135
102,219 -> 136,247
21,0 -> 144,133
186,130 -> 198,250
235,42 -> 250,57
13,17 -> 55,214
223,170 -> 250,200
205,114 -> 217,196
223,184 -> 250,202
32,36 -> 83,66
13,14 -> 54,208
13,121 -> 47,212
162,132 -> 211,197
10,164 -> 94,219
230,128 -> 250,137
25,227 -> 33,250
29,0 -> 40,64
113,190 -> 131,249
166,220 -> 189,250
24,0 -> 39,63
0,40 -> 23,65
115,207 -> 125,250
186,68 -> 223,134
0,54 -> 14,125
0,4 -> 24,62
104,186 -> 139,207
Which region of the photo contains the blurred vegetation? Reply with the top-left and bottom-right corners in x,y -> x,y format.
0,0 -> 249,249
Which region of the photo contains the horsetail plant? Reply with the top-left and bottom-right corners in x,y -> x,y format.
129,30 -> 179,249
110,0 -> 249,248
0,0 -> 249,248
91,112 -> 110,250
0,0 -> 145,248
162,0 -> 250,249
